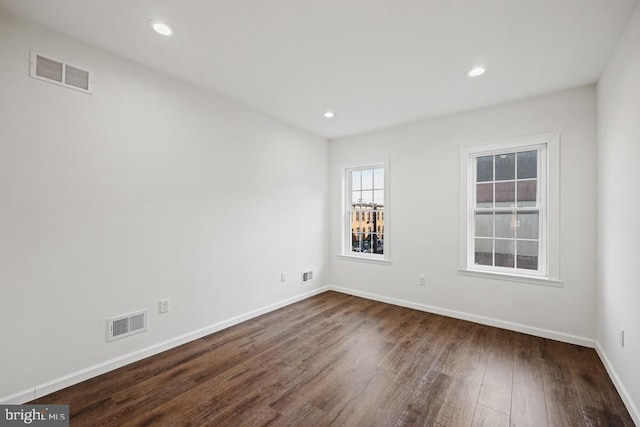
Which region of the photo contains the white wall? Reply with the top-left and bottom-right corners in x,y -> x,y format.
330,86 -> 598,343
597,3 -> 640,422
0,12 -> 329,400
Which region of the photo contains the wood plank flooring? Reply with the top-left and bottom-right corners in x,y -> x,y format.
30,291 -> 634,426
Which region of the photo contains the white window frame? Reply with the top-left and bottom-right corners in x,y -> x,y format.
340,160 -> 391,264
459,133 -> 561,286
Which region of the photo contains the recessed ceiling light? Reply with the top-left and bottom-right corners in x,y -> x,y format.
468,67 -> 486,77
324,111 -> 335,119
150,20 -> 174,36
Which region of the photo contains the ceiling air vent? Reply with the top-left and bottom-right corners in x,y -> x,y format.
29,50 -> 94,94
107,310 -> 148,342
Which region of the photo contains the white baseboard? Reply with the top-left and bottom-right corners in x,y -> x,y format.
329,285 -> 595,348
595,342 -> 640,426
1,286 -> 330,404
0,389 -> 36,405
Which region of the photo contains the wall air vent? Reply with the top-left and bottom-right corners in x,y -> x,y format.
29,50 -> 94,94
301,270 -> 314,284
107,310 -> 148,342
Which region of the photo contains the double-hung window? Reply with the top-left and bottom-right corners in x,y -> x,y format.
343,163 -> 388,261
460,133 -> 560,283
473,147 -> 545,274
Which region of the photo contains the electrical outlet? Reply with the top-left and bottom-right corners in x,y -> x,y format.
419,275 -> 426,286
159,299 -> 170,314
620,328 -> 625,347
281,272 -> 286,282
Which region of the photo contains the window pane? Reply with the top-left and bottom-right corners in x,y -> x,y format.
352,170 -> 361,191
477,156 -> 493,182
495,212 -> 515,238
474,238 -> 492,266
517,181 -> 537,207
476,183 -> 493,207
352,191 -> 362,207
495,239 -> 515,267
360,190 -> 373,205
517,240 -> 538,270
495,153 -> 515,181
362,169 -> 373,190
351,211 -> 363,233
373,233 -> 384,254
517,212 -> 539,239
352,232 -> 363,252
517,150 -> 537,179
362,233 -> 373,253
495,181 -> 515,207
374,208 -> 384,224
374,168 -> 384,189
373,190 -> 384,206
475,213 -> 493,238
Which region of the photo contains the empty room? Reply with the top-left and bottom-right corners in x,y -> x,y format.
1,0 -> 639,426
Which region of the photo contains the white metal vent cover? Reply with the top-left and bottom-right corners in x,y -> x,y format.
107,310 -> 148,342
29,51 -> 94,94
301,270 -> 314,284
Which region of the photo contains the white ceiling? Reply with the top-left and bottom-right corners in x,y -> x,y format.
0,0 -> 637,139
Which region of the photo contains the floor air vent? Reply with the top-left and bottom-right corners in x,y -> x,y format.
30,51 -> 94,94
107,310 -> 148,342
301,270 -> 314,284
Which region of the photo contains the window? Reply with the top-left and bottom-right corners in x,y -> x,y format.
343,163 -> 389,261
473,148 -> 543,273
460,133 -> 560,284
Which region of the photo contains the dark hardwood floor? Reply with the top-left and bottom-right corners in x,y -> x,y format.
31,291 -> 633,426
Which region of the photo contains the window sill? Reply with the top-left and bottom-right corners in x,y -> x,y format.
337,254 -> 392,266
457,268 -> 562,287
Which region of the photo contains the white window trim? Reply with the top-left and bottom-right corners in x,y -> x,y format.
340,158 -> 391,264
458,133 -> 561,285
